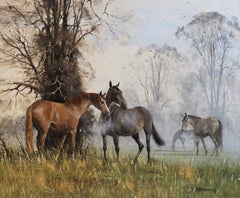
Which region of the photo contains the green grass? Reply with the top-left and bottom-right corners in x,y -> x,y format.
0,146 -> 239,198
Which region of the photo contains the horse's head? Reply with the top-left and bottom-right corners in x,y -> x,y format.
181,113 -> 190,131
93,91 -> 110,119
106,81 -> 127,109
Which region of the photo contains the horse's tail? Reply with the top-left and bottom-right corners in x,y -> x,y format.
152,124 -> 165,146
218,120 -> 223,151
25,106 -> 33,153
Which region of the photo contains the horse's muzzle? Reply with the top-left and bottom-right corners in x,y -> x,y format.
104,112 -> 111,121
122,103 -> 127,110
182,126 -> 187,132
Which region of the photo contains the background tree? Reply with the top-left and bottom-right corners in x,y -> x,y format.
0,0 -> 116,151
2,0 -> 115,100
129,45 -> 188,128
176,12 -> 240,116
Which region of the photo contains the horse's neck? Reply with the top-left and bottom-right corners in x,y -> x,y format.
106,92 -> 112,107
68,93 -> 91,114
109,102 -> 121,113
189,117 -> 200,128
88,93 -> 99,106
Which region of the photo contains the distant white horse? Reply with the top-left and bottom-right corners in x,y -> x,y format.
171,129 -> 200,150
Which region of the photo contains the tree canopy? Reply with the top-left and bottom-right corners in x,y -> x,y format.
1,0 -> 115,102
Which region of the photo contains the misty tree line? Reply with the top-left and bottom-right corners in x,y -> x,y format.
130,12 -> 240,133
0,0 -> 240,151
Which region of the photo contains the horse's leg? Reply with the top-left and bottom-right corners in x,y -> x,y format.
36,131 -> 48,155
171,134 -> 178,150
35,121 -> 50,156
131,133 -> 144,164
180,137 -> 185,150
55,134 -> 67,160
68,130 -> 77,158
196,139 -> 199,155
146,133 -> 151,164
59,134 -> 67,151
102,134 -> 107,162
200,138 -> 208,155
209,135 -> 219,156
113,134 -> 120,161
36,131 -> 42,154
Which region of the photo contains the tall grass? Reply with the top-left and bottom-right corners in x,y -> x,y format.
0,141 -> 239,198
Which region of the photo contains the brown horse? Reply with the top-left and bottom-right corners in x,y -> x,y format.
101,81 -> 165,164
181,113 -> 223,155
25,91 -> 110,155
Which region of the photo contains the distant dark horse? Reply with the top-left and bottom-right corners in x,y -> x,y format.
181,113 -> 223,155
171,129 -> 200,150
101,81 -> 165,164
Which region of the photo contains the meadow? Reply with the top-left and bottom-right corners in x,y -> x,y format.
0,142 -> 239,198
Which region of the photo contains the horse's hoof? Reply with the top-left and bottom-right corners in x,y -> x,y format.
147,161 -> 152,165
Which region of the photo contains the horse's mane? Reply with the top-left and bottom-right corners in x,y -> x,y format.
65,92 -> 91,105
112,85 -> 122,93
188,115 -> 201,119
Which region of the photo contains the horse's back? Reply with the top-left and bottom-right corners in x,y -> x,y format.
196,117 -> 220,136
31,100 -> 53,114
131,106 -> 152,119
206,117 -> 220,131
110,105 -> 152,136
126,106 -> 153,125
112,106 -> 151,119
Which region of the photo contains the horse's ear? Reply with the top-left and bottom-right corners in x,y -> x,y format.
116,82 -> 120,87
99,91 -> 106,97
109,81 -> 112,88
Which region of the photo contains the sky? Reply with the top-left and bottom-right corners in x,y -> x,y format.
85,0 -> 240,92
110,0 -> 240,47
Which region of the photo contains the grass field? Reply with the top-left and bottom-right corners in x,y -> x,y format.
0,144 -> 239,198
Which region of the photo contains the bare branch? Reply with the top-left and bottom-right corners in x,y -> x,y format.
3,82 -> 40,95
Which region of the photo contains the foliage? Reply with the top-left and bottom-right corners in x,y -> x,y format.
1,0 -> 115,101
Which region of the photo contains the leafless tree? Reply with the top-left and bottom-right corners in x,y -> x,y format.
1,0 -> 117,101
132,45 -> 188,123
176,12 -> 240,115
0,0 -> 119,151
